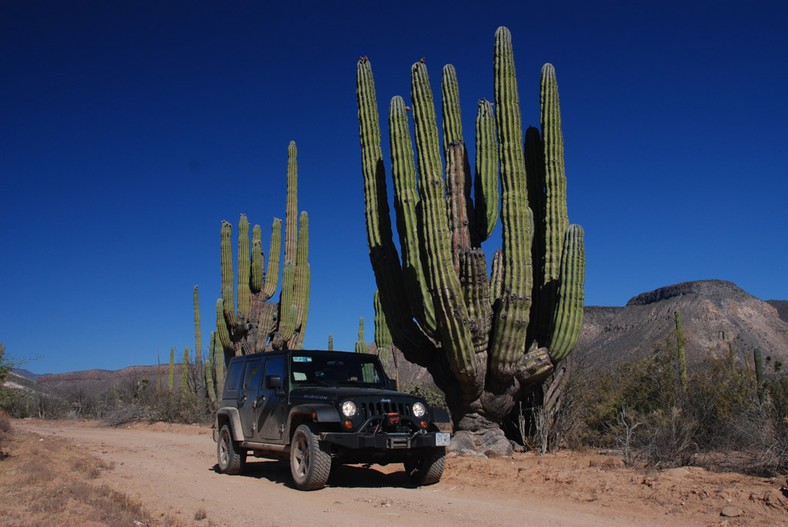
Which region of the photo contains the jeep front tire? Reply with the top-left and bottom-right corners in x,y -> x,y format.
290,424 -> 331,490
404,447 -> 445,486
217,424 -> 246,475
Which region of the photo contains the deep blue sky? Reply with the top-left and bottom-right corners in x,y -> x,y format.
2,1 -> 786,374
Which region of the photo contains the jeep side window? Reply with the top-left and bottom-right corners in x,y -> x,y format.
224,361 -> 245,393
243,359 -> 263,395
264,357 -> 285,390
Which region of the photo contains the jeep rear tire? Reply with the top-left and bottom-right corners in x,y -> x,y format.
405,447 -> 445,485
217,424 -> 246,475
290,424 -> 331,490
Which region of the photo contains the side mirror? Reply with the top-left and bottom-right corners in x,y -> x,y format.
266,375 -> 283,390
387,378 -> 397,390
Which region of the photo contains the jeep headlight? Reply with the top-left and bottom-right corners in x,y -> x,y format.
412,401 -> 426,418
341,400 -> 357,418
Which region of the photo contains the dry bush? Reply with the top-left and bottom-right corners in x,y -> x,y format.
565,341 -> 787,474
0,410 -> 11,460
0,428 -> 191,526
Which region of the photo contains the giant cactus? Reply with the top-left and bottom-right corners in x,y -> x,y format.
356,27 -> 585,436
215,141 -> 311,363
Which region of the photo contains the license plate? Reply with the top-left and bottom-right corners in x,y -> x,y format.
435,432 -> 451,446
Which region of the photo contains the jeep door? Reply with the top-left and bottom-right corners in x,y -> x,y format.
238,358 -> 263,439
257,356 -> 288,441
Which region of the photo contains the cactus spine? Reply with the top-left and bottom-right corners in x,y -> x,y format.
215,141 -> 310,362
356,27 -> 585,431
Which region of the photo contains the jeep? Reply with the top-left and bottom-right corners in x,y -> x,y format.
213,350 -> 451,490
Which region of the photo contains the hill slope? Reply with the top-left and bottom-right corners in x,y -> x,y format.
575,280 -> 788,370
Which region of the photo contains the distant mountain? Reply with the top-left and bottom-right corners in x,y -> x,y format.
575,280 -> 788,371
35,364 -> 178,395
10,368 -> 39,382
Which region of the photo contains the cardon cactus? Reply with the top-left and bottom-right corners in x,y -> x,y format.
355,318 -> 368,354
356,27 -> 585,433
215,141 -> 310,362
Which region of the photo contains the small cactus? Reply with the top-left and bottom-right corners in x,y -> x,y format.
168,348 -> 175,392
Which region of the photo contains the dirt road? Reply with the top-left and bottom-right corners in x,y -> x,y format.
12,419 -> 786,527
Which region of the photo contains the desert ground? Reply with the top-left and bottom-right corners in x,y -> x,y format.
2,419 -> 785,527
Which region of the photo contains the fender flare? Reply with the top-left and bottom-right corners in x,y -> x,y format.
286,404 -> 340,436
216,407 -> 244,442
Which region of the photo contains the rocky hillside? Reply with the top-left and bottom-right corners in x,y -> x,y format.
35,364 -> 182,395
575,280 -> 788,371
767,300 -> 788,324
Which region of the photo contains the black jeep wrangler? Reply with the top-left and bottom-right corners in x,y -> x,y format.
213,350 -> 451,490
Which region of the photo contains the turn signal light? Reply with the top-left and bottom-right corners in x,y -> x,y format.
342,420 -> 353,429
420,420 -> 428,429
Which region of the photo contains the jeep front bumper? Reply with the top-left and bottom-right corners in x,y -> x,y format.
320,431 -> 450,450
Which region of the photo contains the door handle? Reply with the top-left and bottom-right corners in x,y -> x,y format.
253,396 -> 266,409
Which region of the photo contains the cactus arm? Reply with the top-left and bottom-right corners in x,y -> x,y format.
355,318 -> 369,354
288,212 -> 310,349
548,224 -> 585,361
411,60 -> 477,391
181,348 -> 190,400
540,64 -> 569,287
277,262 -> 296,346
213,330 -> 225,397
193,285 -> 202,366
264,219 -> 282,299
215,298 -> 234,353
445,141 -> 474,271
237,215 -> 251,315
475,99 -> 499,241
373,290 -> 393,350
459,248 -> 492,354
489,26 -> 533,382
356,57 -> 434,364
251,224 -> 263,293
441,64 -> 463,148
389,95 -> 436,334
220,221 -> 235,318
284,141 -> 298,265
442,67 -> 476,255
205,331 -> 216,404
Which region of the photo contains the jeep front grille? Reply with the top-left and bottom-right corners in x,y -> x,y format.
360,400 -> 411,418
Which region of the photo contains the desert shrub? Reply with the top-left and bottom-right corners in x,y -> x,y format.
0,409 -> 10,460
567,339 -> 787,474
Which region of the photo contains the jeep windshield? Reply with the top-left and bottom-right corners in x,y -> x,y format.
290,352 -> 388,388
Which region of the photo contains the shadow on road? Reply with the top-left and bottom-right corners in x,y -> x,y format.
212,460 -> 415,489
